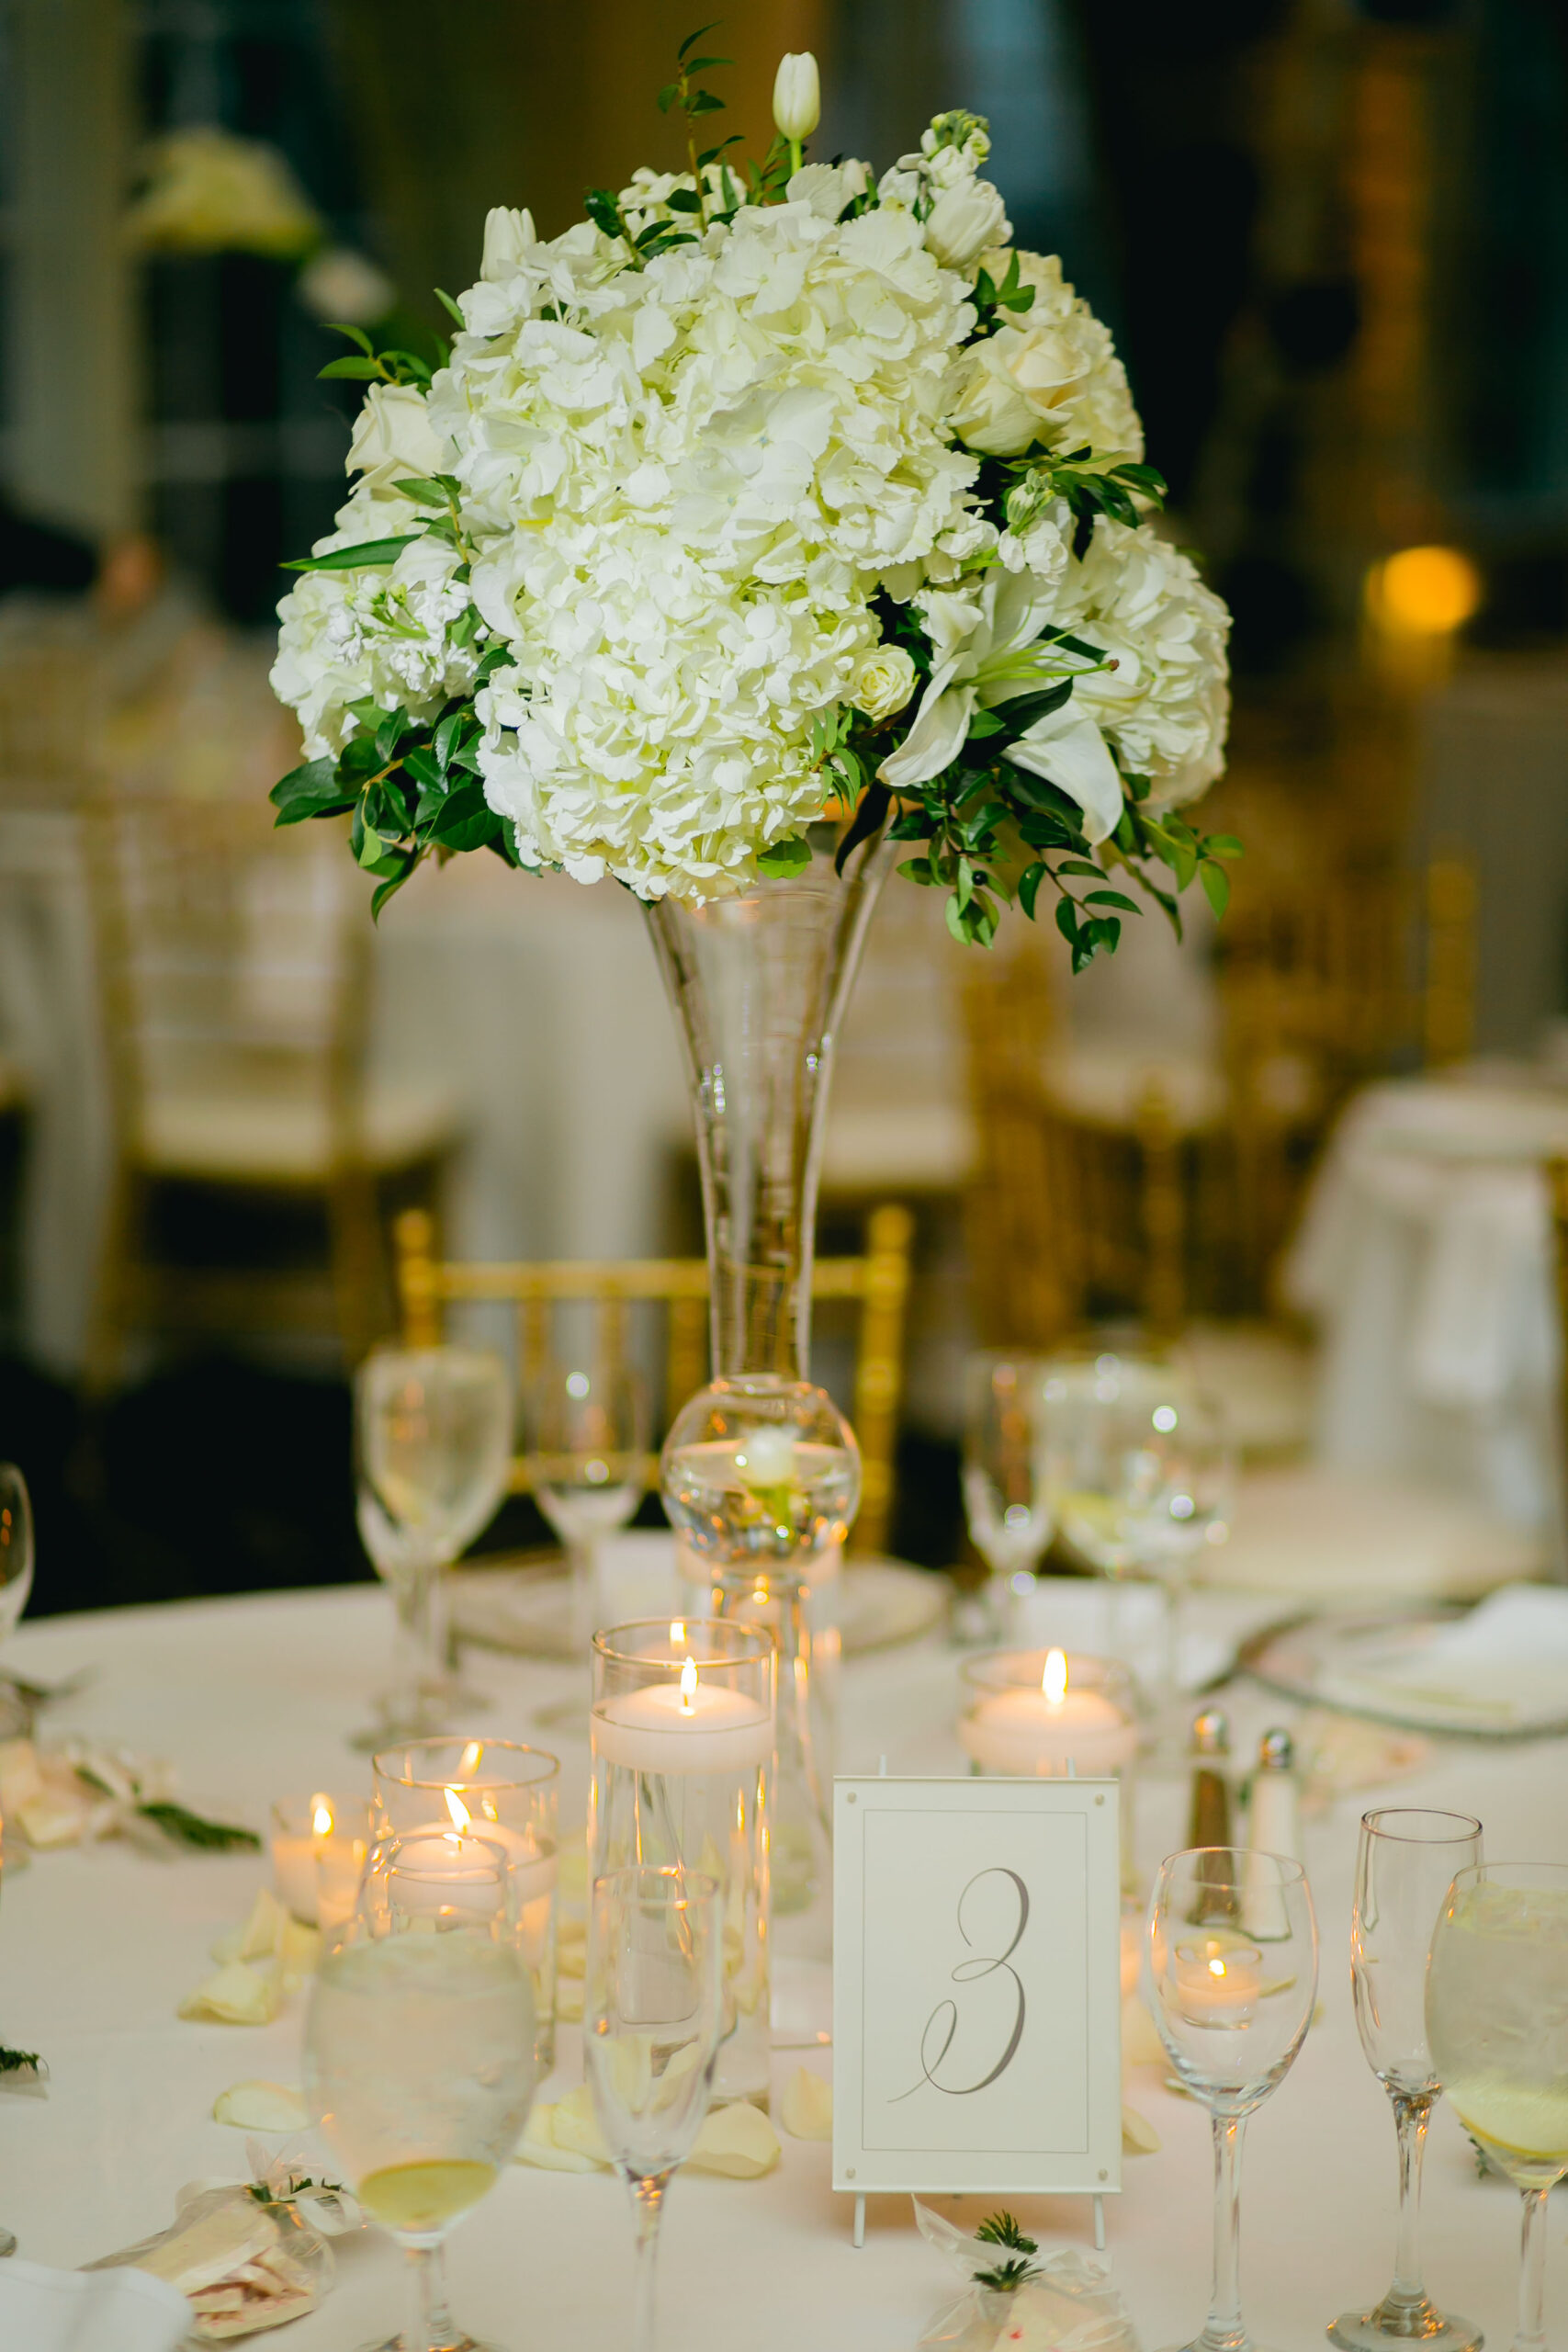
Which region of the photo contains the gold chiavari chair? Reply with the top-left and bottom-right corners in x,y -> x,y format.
84,796 -> 460,1381
392,1201 -> 915,1555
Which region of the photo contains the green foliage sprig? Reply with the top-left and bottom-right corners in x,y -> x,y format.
972,2210 -> 1043,2293
0,2044 -> 41,2075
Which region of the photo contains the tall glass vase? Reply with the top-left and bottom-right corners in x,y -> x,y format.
649,816 -> 895,1996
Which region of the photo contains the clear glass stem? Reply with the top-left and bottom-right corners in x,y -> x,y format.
392,1556 -> 446,1715
403,2235 -> 457,2352
629,2171 -> 669,2352
568,1537 -> 599,1658
1202,2110 -> 1248,2352
1515,2186 -> 1551,2352
1371,2090 -> 1435,2326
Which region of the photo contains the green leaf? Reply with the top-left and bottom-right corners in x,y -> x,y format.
834,783 -> 890,876
687,88 -> 726,114
955,854 -> 975,912
1056,857 -> 1104,879
371,863 -> 418,922
434,287 -> 466,327
1084,888 -> 1139,913
141,1801 -> 261,1853
677,19 -> 723,59
270,757 -> 353,825
665,188 -> 704,212
682,54 -> 732,70
897,858 -> 936,886
657,81 -> 681,112
424,781 -> 500,853
1201,861 -> 1231,920
990,677 -> 1074,737
318,355 -> 381,380
376,707 -> 412,762
1055,897 -> 1080,948
325,322 -> 375,355
756,834 -> 812,878
402,744 -> 444,794
1018,860 -> 1047,921
389,476 -> 449,506
1204,833 -> 1243,859
280,535 -> 419,573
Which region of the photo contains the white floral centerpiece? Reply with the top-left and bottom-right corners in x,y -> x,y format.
270,39 -> 1235,962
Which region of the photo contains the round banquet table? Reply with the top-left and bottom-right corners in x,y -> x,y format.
2,1584 -> 1565,2351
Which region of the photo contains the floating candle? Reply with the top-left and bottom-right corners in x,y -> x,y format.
959,1648 -> 1138,1777
592,1655 -> 773,1775
1172,1936 -> 1263,2029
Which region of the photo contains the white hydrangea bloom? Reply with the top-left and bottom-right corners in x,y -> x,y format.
270,485 -> 479,758
1053,518 -> 1231,809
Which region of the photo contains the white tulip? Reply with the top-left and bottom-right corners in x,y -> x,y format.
345,382 -> 446,489
480,204 -> 536,282
773,52 -> 821,143
924,179 -> 1010,271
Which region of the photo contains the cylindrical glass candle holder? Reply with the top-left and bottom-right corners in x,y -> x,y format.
372,1737 -> 559,2073
310,1794 -> 374,1937
591,1619 -> 775,2107
958,1648 -> 1139,1891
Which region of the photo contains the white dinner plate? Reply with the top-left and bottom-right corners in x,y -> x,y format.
1238,1603 -> 1568,1740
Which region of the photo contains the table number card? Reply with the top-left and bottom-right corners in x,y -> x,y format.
832,1776 -> 1122,2203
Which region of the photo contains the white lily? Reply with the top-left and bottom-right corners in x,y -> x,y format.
876,566 -> 1124,842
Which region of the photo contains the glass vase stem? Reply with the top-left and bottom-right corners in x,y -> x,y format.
1516,2186 -> 1550,2352
1203,2111 -> 1247,2352
392,1557 -> 445,1717
629,2171 -> 669,2352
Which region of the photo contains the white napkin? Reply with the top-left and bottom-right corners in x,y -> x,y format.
0,2258 -> 190,2352
1323,1584 -> 1568,1727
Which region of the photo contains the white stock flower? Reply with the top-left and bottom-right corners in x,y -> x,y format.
481,205 -> 537,280
949,250 -> 1142,460
924,179 -> 1010,270
785,161 -> 867,220
345,383 -> 447,492
851,645 -> 919,721
773,52 -> 821,142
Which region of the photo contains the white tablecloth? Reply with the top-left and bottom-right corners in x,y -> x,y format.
2,1586 -> 1564,2350
1285,1073 -> 1568,1539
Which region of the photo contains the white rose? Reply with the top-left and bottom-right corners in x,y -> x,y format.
346,383 -> 446,490
851,646 -> 919,722
773,52 -> 820,142
924,180 -> 1010,271
481,205 -> 536,281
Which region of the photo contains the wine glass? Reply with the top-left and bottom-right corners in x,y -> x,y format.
1329,1809 -> 1484,2352
1045,1359 -> 1233,1719
305,1830 -> 537,2352
1146,1847 -> 1318,2352
584,1865 -> 723,2352
0,1467 -> 34,1651
961,1354 -> 1054,1636
354,1347 -> 513,1749
526,1358 -> 649,1671
1426,1861 -> 1568,2352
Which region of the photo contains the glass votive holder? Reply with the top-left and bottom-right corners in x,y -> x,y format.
310,1794 -> 374,1937
591,1618 -> 775,2107
270,1790 -> 367,1926
373,1737 -> 559,2073
958,1647 -> 1139,1892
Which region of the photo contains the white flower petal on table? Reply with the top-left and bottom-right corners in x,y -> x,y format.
212,2082 -> 308,2133
780,2067 -> 833,2141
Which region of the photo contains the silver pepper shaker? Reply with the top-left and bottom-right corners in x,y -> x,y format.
1247,1729 -> 1303,1865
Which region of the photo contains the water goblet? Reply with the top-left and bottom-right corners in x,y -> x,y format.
1046,1359 -> 1233,1719
526,1358 -> 649,1717
354,1346 -> 513,1748
961,1353 -> 1054,1636
584,1864 -> 724,2352
1329,1808 -> 1483,2352
1146,1846 -> 1318,2352
1426,1860 -> 1568,2352
304,1830 -> 537,2352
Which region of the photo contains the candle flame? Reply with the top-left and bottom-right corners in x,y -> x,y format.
680,1656 -> 698,1713
671,1619 -> 685,1645
1043,1648 -> 1068,1705
310,1795 -> 333,1838
458,1740 -> 483,1775
1208,1956 -> 1226,1979
445,1787 -> 472,1835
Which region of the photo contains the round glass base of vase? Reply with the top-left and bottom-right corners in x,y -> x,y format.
1327,2303 -> 1482,2352
357,2335 -> 505,2352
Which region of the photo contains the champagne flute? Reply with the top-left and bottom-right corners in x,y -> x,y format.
1427,1861 -> 1568,2352
1330,1809 -> 1483,2352
961,1354 -> 1054,1636
354,1347 -> 513,1749
1046,1360 -> 1233,1719
1146,1847 -> 1318,2352
305,1831 -> 537,2352
527,1359 -> 648,1723
585,1865 -> 723,2352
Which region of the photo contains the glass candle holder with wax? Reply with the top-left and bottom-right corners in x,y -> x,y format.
590,1619 -> 775,2108
373,1738 -> 559,2074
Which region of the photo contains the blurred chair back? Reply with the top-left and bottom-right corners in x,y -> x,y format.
85,796 -> 455,1378
392,1203 -> 914,1555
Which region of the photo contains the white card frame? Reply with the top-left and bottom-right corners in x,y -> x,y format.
832,1774 -> 1122,2222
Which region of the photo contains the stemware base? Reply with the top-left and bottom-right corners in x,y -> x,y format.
1327,2305 -> 1482,2352
357,2335 -> 505,2352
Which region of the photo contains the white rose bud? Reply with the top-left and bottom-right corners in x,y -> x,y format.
345,381 -> 446,489
924,180 -> 1010,271
773,52 -> 821,143
851,646 -> 919,723
480,204 -> 536,282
